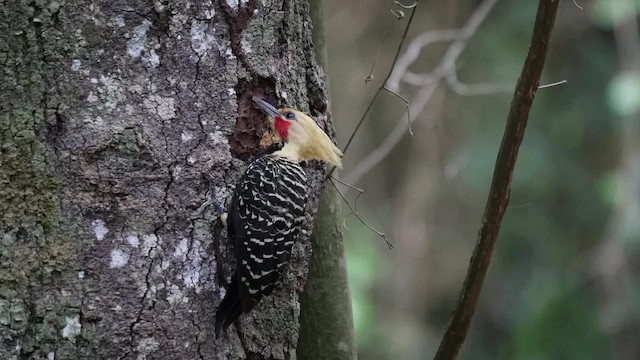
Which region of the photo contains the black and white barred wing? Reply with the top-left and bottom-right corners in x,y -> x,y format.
233,155 -> 307,304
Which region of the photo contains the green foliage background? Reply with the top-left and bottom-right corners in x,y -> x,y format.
324,0 -> 640,358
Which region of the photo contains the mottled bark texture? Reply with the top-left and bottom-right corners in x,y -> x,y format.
0,0 -> 334,359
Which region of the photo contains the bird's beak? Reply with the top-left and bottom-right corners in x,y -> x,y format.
252,97 -> 280,118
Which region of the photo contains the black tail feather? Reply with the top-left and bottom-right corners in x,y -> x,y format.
215,275 -> 243,338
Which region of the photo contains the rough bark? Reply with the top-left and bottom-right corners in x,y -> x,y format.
0,0 -> 333,359
297,0 -> 356,358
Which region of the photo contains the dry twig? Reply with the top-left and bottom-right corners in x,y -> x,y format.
324,0 -> 420,246
329,178 -> 392,249
344,0 -> 499,184
337,0 -> 419,160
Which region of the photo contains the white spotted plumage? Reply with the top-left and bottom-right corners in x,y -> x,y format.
229,155 -> 307,303
215,98 -> 342,337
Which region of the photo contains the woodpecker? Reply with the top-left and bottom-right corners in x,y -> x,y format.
215,97 -> 342,337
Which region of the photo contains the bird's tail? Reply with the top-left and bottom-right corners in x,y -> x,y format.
215,275 -> 243,338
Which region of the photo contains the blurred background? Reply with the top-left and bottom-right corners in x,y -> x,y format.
322,0 -> 640,359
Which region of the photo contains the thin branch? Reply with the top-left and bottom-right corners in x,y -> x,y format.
393,0 -> 418,9
330,176 -> 368,219
386,29 -> 461,91
330,176 -> 364,193
366,16 -> 396,84
344,77 -> 564,186
447,71 -> 566,95
383,85 -> 414,136
389,0 -> 417,19
572,0 -> 584,10
343,82 -> 438,184
329,177 -> 372,239
343,0 -> 498,185
399,0 -> 499,87
433,1 -> 560,359
338,1 -> 419,159
538,79 -> 567,88
329,179 -> 393,249
326,2 -> 419,244
445,70 -> 512,96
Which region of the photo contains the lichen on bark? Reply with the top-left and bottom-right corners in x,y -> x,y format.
1,0 -> 335,359
1,1 -> 84,359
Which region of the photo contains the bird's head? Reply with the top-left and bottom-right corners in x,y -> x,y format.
253,97 -> 343,168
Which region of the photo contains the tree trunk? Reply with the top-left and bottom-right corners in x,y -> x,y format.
297,1 -> 356,358
0,1 -> 334,359
298,187 -> 357,360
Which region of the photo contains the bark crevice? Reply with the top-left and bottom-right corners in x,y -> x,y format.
1,1 -> 331,359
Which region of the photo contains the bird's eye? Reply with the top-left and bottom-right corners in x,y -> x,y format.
284,111 -> 296,121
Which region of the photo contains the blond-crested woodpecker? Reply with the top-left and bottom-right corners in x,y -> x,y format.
215,97 -> 342,337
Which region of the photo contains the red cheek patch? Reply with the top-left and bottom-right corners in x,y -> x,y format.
274,117 -> 290,140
